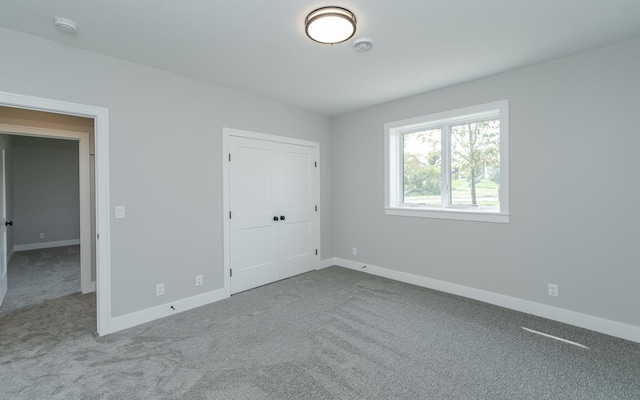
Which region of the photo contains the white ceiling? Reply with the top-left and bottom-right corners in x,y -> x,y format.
1,1 -> 639,116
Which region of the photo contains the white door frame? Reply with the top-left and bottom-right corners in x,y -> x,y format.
222,127 -> 321,297
0,91 -> 111,336
0,139 -> 7,306
0,125 -> 91,293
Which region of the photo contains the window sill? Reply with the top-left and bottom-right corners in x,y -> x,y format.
384,207 -> 510,223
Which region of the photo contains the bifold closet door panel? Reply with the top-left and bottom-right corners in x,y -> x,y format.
277,143 -> 317,279
229,136 -> 279,294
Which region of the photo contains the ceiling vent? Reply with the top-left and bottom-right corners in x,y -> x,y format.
353,38 -> 373,52
54,17 -> 78,34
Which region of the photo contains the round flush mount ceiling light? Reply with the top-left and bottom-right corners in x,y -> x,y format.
54,17 -> 78,34
305,6 -> 356,44
353,38 -> 373,52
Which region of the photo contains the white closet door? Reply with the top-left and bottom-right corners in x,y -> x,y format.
229,136 -> 279,294
278,143 -> 317,279
229,135 -> 318,295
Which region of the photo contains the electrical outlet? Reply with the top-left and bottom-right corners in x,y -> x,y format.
548,283 -> 558,297
352,247 -> 357,256
195,275 -> 203,287
40,233 -> 45,239
156,283 -> 165,296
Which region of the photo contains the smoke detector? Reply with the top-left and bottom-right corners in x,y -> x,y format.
54,17 -> 78,34
353,38 -> 373,52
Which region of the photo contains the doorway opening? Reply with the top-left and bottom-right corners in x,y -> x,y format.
0,91 -> 111,335
0,118 -> 92,314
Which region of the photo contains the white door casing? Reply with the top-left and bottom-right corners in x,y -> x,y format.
0,126 -> 92,294
0,141 -> 7,306
224,128 -> 320,295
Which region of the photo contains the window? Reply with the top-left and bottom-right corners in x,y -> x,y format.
384,100 -> 509,223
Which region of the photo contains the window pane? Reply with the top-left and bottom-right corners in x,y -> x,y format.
403,129 -> 442,205
450,120 -> 500,210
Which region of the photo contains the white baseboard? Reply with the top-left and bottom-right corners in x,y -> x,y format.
108,288 -> 228,334
318,257 -> 336,269
335,257 -> 640,344
81,281 -> 95,295
14,239 -> 80,252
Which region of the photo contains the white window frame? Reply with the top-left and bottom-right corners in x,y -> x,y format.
384,100 -> 509,223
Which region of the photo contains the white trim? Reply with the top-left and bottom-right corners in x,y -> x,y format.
334,257 -> 640,344
384,207 -> 510,223
3,151 -> 13,265
314,145 -> 321,268
0,91 -> 111,336
109,288 -> 228,334
222,127 -> 321,295
223,127 -> 319,148
222,131 -> 231,298
0,124 -> 93,292
385,106 -> 503,133
14,239 -> 80,252
319,257 -> 336,269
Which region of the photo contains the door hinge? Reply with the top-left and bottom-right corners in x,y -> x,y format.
97,233 -> 100,240
230,269 -> 232,277
315,205 -> 318,212
229,153 -> 231,162
229,211 -> 232,219
315,161 -> 317,168
315,249 -> 318,256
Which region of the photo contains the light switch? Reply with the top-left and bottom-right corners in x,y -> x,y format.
115,206 -> 126,219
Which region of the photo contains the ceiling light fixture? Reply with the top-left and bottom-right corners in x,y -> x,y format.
305,6 -> 356,44
54,17 -> 78,34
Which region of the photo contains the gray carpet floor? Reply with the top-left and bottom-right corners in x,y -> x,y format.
0,245 -> 81,315
1,266 -> 639,399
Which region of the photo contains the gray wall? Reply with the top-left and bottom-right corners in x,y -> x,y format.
0,27 -> 333,318
2,24 -> 636,331
332,38 -> 640,328
12,136 -> 80,246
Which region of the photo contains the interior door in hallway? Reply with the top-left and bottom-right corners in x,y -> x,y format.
0,142 -> 7,306
229,135 -> 318,295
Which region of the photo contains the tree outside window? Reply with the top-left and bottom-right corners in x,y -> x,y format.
386,100 -> 509,223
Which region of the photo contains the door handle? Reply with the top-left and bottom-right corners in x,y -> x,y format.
5,221 -> 12,226
273,216 -> 279,221
280,216 -> 285,221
